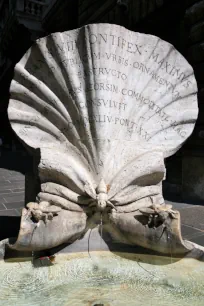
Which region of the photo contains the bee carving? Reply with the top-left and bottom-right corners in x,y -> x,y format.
84,179 -> 116,212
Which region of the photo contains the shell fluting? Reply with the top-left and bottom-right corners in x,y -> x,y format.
8,23 -> 198,208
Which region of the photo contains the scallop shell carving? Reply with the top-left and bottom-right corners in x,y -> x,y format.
8,24 -> 198,197
7,24 -> 198,253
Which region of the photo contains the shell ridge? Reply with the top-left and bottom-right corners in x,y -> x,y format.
141,90 -> 198,145
48,33 -> 83,114
10,96 -> 69,137
77,26 -> 101,171
9,107 -> 61,142
36,35 -> 89,153
110,185 -> 162,206
9,87 -> 84,152
147,114 -> 197,142
13,60 -> 97,163
41,182 -> 92,205
107,150 -> 164,199
39,149 -> 96,195
37,192 -> 84,211
134,44 -> 174,123
145,90 -> 197,125
9,99 -> 90,159
14,63 -> 70,123
10,83 -> 71,127
47,33 -> 98,171
31,39 -> 69,102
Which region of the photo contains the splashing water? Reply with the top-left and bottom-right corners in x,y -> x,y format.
167,231 -> 173,264
100,213 -> 103,246
88,229 -> 93,261
31,251 -> 34,266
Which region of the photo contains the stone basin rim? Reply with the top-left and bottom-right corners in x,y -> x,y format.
2,244 -> 204,266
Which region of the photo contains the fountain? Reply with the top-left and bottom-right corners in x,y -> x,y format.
0,23 -> 204,305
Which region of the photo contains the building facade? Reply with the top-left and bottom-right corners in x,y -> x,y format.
0,0 -> 204,202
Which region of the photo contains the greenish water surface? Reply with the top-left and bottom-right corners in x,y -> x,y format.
0,252 -> 203,306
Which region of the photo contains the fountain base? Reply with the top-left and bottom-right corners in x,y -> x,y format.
0,246 -> 204,306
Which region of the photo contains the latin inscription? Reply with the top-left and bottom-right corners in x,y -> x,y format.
21,28 -> 195,143
80,98 -> 127,111
149,51 -> 192,87
65,115 -> 150,140
67,33 -> 143,55
77,67 -> 127,81
67,52 -> 129,67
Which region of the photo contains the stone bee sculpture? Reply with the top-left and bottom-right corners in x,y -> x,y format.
85,179 -> 117,212
26,201 -> 61,224
7,23 -> 198,254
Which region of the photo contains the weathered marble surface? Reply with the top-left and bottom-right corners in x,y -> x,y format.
7,23 -> 198,254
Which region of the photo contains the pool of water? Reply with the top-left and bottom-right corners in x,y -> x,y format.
0,251 -> 203,306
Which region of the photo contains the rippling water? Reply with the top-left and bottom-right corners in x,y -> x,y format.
0,252 -> 203,306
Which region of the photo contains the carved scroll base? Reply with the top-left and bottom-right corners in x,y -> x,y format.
8,208 -> 87,251
108,210 -> 192,254
8,206 -> 193,255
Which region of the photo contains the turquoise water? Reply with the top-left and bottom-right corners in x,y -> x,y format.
0,252 -> 203,306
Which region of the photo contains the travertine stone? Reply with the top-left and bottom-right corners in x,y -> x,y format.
7,24 -> 198,253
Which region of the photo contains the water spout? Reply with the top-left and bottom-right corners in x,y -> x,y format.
99,213 -> 104,251
167,231 -> 173,264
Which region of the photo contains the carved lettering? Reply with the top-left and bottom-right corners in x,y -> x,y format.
85,82 -> 119,93
88,33 -> 143,54
133,61 -> 180,98
149,49 -> 192,89
78,67 -> 127,81
104,52 -> 129,66
80,98 -> 127,111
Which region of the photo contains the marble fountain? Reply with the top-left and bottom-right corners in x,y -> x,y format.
0,23 -> 203,305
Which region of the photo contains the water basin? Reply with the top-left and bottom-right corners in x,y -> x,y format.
0,251 -> 203,306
